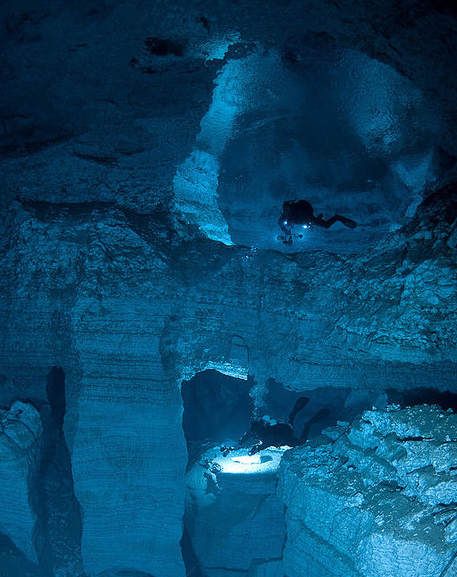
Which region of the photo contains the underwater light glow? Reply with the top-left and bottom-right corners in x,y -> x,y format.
211,447 -> 290,475
231,454 -> 262,465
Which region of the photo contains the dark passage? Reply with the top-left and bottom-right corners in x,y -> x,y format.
181,370 -> 254,464
181,371 -> 257,577
32,367 -> 84,577
46,367 -> 66,427
387,387 -> 457,412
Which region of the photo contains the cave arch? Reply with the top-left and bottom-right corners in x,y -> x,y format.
181,369 -> 254,458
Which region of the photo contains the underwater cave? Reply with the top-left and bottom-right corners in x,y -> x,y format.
0,0 -> 457,576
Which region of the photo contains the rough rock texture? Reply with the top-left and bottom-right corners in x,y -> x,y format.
0,1 -> 457,574
0,184 -> 455,575
1,0 -> 456,251
0,202 -> 188,576
185,447 -> 286,577
0,1 -> 220,212
333,184 -> 457,364
1,185 -> 455,399
279,405 -> 457,577
1,0 -> 457,207
0,401 -> 41,563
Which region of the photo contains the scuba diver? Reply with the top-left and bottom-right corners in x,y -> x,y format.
299,408 -> 331,443
234,399 -> 331,455
278,199 -> 357,244
288,396 -> 310,426
238,417 -> 298,454
219,397 -> 332,456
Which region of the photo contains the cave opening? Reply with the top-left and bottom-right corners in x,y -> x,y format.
181,369 -> 254,467
173,39 -> 444,252
262,378 -> 388,442
386,387 -> 457,412
181,369 -> 287,577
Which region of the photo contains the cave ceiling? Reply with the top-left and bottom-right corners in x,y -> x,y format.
1,0 -> 457,250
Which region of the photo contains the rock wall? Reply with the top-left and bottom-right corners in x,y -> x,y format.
0,1 -> 457,575
0,401 -> 41,563
70,296 -> 186,577
0,185 -> 455,574
279,405 -> 457,577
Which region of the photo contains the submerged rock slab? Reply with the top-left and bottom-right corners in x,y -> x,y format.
0,401 -> 42,563
279,405 -> 457,577
186,447 -> 286,577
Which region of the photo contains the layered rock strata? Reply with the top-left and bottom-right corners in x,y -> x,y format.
279,405 -> 457,577
0,187 -> 455,575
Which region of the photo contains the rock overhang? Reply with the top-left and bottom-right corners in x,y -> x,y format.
1,0 -> 457,251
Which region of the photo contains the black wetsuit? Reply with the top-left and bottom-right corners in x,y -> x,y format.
240,420 -> 298,454
288,396 -> 310,426
278,200 -> 357,235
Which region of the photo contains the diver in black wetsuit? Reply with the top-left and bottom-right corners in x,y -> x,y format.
278,200 -> 357,243
235,399 -> 332,454
299,408 -> 331,443
288,396 -> 310,426
241,419 -> 298,454
219,397 -> 332,456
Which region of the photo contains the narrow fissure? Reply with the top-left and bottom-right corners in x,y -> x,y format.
31,367 -> 85,577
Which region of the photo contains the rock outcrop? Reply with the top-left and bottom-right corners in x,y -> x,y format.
0,401 -> 41,563
279,405 -> 457,577
185,447 -> 286,577
0,1 -> 457,575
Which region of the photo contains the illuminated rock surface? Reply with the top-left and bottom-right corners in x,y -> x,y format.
0,185 -> 456,576
0,401 -> 41,563
279,406 -> 457,577
185,447 -> 286,577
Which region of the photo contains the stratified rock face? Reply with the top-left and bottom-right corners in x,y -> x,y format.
0,401 -> 42,563
279,405 -> 457,577
68,282 -> 187,575
0,184 -> 455,576
186,447 -> 286,577
70,355 -> 186,577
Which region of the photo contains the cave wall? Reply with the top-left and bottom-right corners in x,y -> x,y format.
0,186 -> 455,574
1,0 -> 457,215
0,0 -> 457,575
279,406 -> 457,576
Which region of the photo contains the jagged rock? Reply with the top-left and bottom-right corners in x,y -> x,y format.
0,401 -> 41,562
279,405 -> 457,577
0,191 -> 455,574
